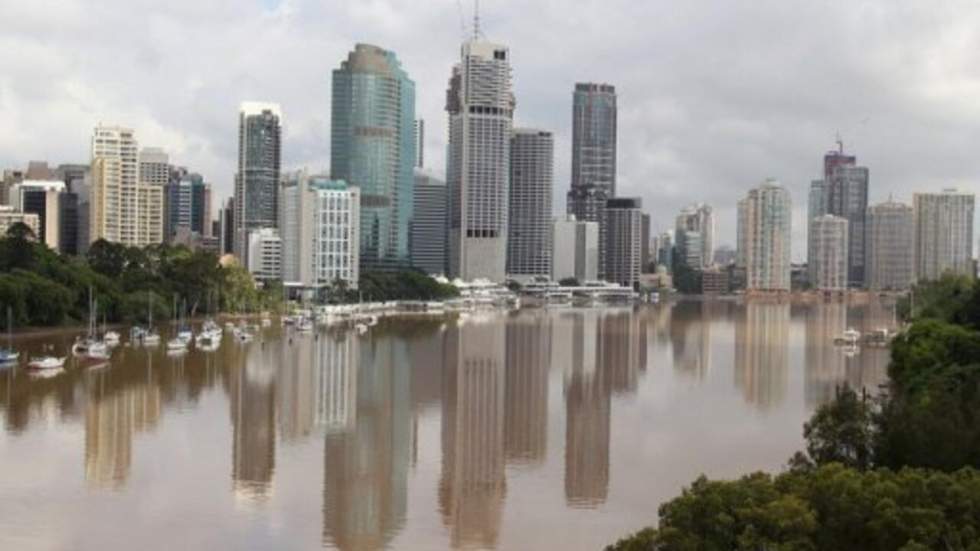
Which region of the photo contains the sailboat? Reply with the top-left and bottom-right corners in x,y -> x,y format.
0,307 -> 18,364
102,311 -> 120,346
167,295 -> 189,352
142,291 -> 161,345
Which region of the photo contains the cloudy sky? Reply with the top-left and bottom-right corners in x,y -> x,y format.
2,0 -> 980,257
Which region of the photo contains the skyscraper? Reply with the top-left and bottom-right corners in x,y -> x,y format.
816,145 -> 868,287
808,214 -> 848,291
414,119 -> 425,168
866,199 -> 914,291
604,197 -> 643,288
234,102 -> 282,259
567,83 -> 617,279
913,190 -> 975,281
279,171 -> 361,293
331,44 -> 415,272
571,83 -> 617,194
446,39 -> 514,281
411,170 -> 447,275
507,128 -> 553,278
552,215 -> 599,283
8,179 -> 64,249
737,180 -> 792,292
164,171 -> 210,241
90,125 -> 163,246
675,203 -> 714,269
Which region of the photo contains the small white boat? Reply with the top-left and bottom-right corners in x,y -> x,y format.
232,325 -> 254,343
261,318 -> 272,328
86,341 -> 111,360
28,356 -> 66,370
296,318 -> 314,333
142,332 -> 161,346
167,338 -> 188,352
355,323 -> 368,335
834,328 -> 861,345
103,331 -> 121,346
0,349 -> 19,364
225,321 -> 236,329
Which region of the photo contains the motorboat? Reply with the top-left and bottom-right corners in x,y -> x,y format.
86,340 -> 111,361
142,331 -> 161,346
103,330 -> 121,347
296,318 -> 314,333
232,324 -> 255,343
28,356 -> 66,370
167,337 -> 188,352
355,323 -> 368,335
834,328 -> 861,345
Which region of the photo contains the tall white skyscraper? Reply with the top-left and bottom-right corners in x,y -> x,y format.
446,39 -> 515,282
279,171 -> 360,292
737,180 -> 792,291
913,190 -> 975,282
867,199 -> 914,291
507,128 -> 553,278
90,125 -> 163,246
808,214 -> 848,291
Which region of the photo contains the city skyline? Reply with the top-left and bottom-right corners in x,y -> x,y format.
6,2 -> 980,259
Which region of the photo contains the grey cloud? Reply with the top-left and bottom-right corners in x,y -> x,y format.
2,0 -> 980,258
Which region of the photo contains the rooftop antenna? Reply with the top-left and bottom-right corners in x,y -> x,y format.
473,0 -> 481,39
455,0 -> 467,40
835,131 -> 844,154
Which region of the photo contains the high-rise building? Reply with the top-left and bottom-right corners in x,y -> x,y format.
57,164 -> 90,254
90,125 -> 163,246
656,231 -> 673,268
24,161 -> 55,180
507,128 -> 553,278
816,146 -> 869,287
866,199 -> 914,291
737,180 -> 792,291
0,205 -> 40,237
247,227 -> 282,282
164,171 -> 210,241
414,119 -> 425,168
808,214 -> 848,291
411,170 -> 447,275
552,215 -> 599,282
567,82 -> 617,279
279,171 -> 361,293
234,102 -> 282,259
331,44 -> 415,272
8,180 -> 64,249
566,185 -> 609,277
640,214 -> 651,272
571,83 -> 617,195
1,169 -> 25,206
446,40 -> 514,282
605,198 -> 643,288
219,198 -> 234,256
138,148 -> 170,187
913,190 -> 975,282
675,203 -> 714,269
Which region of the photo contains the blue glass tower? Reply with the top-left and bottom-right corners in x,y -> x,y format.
331,44 -> 415,271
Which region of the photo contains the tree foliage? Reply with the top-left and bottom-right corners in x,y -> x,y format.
0,236 -> 278,327
607,465 -> 980,551
355,270 -> 459,303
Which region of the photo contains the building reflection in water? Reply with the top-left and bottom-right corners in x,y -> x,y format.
439,315 -> 507,549
504,311 -> 551,466
561,307 -> 648,508
322,332 -> 411,551
229,342 -> 277,501
670,301 -> 712,380
734,302 -> 789,410
804,302 -> 847,407
563,309 -> 609,508
84,371 -> 162,489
